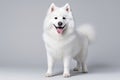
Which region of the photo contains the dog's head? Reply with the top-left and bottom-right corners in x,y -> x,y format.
44,3 -> 74,35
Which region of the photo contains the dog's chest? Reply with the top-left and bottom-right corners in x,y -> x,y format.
46,40 -> 73,59
44,34 -> 81,59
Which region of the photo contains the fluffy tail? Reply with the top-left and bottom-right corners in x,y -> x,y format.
77,24 -> 96,44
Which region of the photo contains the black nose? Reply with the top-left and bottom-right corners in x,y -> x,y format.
58,22 -> 63,26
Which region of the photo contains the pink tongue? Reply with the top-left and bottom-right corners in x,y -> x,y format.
56,29 -> 63,34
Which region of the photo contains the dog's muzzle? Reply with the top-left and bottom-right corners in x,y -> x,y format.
53,24 -> 66,34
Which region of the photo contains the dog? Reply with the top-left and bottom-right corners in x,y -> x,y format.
43,3 -> 95,78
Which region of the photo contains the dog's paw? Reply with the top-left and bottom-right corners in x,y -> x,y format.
82,67 -> 88,73
63,73 -> 70,78
73,67 -> 80,71
82,69 -> 88,73
45,73 -> 53,77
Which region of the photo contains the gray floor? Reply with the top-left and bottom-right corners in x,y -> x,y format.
0,65 -> 120,80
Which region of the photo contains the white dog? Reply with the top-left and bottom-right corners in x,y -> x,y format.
43,3 -> 95,78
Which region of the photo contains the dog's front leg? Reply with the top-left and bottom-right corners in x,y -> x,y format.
63,56 -> 71,78
45,53 -> 54,77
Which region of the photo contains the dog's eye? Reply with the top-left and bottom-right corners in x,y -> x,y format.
63,17 -> 66,20
54,17 -> 58,19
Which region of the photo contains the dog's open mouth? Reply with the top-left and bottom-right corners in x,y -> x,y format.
53,24 -> 66,34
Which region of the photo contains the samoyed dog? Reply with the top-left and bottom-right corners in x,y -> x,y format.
43,3 -> 95,78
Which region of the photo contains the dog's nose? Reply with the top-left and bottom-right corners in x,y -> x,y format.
58,22 -> 63,26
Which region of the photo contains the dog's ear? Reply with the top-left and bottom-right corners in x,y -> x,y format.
64,3 -> 71,12
48,3 -> 56,13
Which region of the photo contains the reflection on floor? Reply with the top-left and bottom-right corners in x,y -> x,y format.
0,65 -> 120,80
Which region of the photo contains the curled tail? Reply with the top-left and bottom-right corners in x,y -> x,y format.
77,24 -> 96,44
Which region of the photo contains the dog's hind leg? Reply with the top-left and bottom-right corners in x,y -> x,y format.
73,56 -> 81,71
73,39 -> 88,73
80,39 -> 88,73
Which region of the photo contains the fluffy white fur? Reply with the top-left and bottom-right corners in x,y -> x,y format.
43,3 -> 95,78
77,24 -> 95,44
